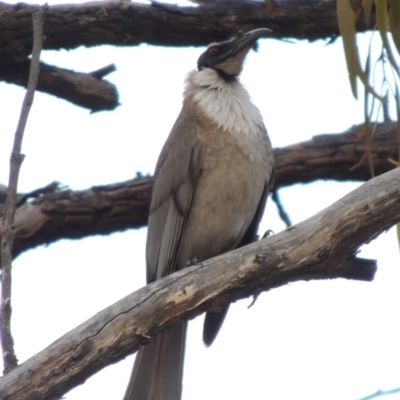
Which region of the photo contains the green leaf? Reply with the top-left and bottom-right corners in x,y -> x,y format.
349,0 -> 363,13
376,0 -> 400,78
362,0 -> 375,26
376,0 -> 390,32
337,0 -> 361,98
337,0 -> 385,100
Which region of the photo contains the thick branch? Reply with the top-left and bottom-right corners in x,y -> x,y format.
274,122 -> 398,189
1,59 -> 119,112
6,178 -> 153,259
0,122 -> 396,259
0,0 -> 375,109
0,0 -> 374,58
1,166 -> 400,399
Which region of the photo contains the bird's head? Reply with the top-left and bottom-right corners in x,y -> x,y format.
197,28 -> 271,80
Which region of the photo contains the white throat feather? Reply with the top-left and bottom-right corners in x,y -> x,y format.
184,69 -> 265,137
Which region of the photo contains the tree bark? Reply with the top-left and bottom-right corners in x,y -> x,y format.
1,178 -> 152,259
1,165 -> 400,399
274,122 -> 397,189
0,0 -> 375,110
1,60 -> 119,113
0,122 -> 396,259
0,0 -> 373,55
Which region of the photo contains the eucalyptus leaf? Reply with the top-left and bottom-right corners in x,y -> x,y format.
362,0 -> 375,26
337,0 -> 360,98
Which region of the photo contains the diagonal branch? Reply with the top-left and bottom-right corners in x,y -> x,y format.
1,166 -> 400,399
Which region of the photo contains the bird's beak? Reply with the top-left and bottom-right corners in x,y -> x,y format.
197,28 -> 271,75
220,28 -> 271,59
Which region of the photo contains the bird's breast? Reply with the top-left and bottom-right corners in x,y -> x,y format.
176,115 -> 270,268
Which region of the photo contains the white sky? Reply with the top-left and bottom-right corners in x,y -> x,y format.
1,1 -> 400,399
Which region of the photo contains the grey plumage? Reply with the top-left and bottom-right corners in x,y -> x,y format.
124,28 -> 274,400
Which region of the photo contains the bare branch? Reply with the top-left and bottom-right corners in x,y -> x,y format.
0,0 -> 375,57
0,60 -> 119,112
0,0 -> 378,109
273,122 -> 397,189
0,122 -> 396,259
1,166 -> 400,399
7,177 -> 152,259
0,5 -> 46,373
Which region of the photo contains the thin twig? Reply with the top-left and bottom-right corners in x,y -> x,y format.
272,189 -> 292,228
90,63 -> 117,79
0,5 -> 47,374
357,386 -> 400,400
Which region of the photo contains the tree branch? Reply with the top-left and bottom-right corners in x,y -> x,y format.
0,122 -> 396,259
6,177 -> 152,259
0,0 -> 377,109
0,5 -> 46,373
0,59 -> 119,112
0,0 -> 375,57
1,166 -> 400,399
273,122 -> 397,189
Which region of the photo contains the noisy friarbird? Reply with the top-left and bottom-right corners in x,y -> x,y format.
124,28 -> 275,400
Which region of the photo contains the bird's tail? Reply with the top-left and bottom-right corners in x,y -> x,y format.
123,323 -> 187,400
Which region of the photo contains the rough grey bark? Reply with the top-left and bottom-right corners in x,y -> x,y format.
0,0 -> 373,55
0,0 -> 375,110
1,60 -> 119,112
274,122 -> 397,189
1,165 -> 399,400
0,122 -> 396,260
1,178 -> 152,259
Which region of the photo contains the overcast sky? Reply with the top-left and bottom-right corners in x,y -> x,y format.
1,1 -> 400,399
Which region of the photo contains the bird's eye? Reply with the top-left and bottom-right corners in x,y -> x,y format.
207,47 -> 219,56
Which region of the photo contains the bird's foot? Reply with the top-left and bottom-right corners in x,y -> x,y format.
262,229 -> 274,239
187,257 -> 203,267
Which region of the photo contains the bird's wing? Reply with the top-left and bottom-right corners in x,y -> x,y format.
239,165 -> 275,247
146,107 -> 202,283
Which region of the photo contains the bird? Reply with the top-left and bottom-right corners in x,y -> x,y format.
123,28 -> 275,400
